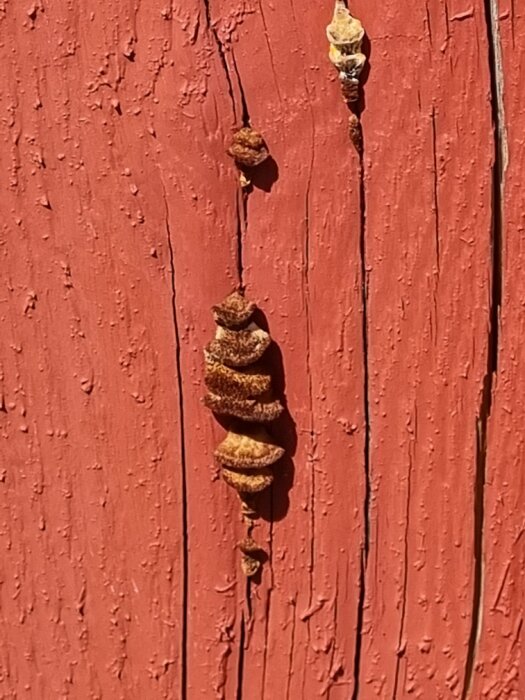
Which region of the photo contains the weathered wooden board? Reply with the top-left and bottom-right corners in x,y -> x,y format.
471,2 -> 525,698
0,1 -> 522,698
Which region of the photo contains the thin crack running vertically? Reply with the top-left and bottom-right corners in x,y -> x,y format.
304,141 -> 316,614
203,0 -> 237,122
236,612 -> 246,700
392,449 -> 414,699
352,134 -> 371,700
462,0 -> 506,695
431,108 -> 441,272
203,7 -> 251,690
202,1 -> 248,285
164,201 -> 189,700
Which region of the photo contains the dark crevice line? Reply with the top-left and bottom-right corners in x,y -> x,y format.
285,602 -> 297,700
236,191 -> 247,288
261,493 -> 274,697
425,2 -> 433,46
163,197 -> 189,700
430,107 -> 441,272
231,53 -> 250,286
462,0 -> 506,695
245,575 -> 252,619
327,572 -> 340,697
202,2 -> 250,286
392,451 -> 414,700
204,11 -> 252,695
203,0 -> 238,123
351,127 -> 371,700
230,50 -> 250,127
236,612 -> 246,700
304,141 -> 316,617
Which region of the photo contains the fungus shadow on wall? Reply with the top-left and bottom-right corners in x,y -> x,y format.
253,309 -> 297,524
246,156 -> 279,193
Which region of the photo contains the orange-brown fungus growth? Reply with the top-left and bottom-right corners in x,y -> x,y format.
206,324 -> 271,368
212,290 -> 256,328
227,127 -> 269,168
215,426 -> 285,469
203,291 -> 285,577
204,356 -> 271,400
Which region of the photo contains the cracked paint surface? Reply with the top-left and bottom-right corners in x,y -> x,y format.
0,0 -> 523,698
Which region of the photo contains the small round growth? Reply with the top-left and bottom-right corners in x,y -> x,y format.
227,127 -> 269,168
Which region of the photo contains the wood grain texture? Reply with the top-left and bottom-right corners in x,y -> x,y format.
470,2 -> 525,698
0,1 -> 522,698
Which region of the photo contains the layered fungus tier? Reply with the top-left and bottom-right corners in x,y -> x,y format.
203,291 -> 284,577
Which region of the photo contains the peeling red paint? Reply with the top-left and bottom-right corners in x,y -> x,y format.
0,0 -> 522,698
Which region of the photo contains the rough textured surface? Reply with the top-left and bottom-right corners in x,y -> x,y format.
0,1 -> 522,698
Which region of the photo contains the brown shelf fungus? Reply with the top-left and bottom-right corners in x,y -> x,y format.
203,291 -> 284,577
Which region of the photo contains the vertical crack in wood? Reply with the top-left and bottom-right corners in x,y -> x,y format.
230,50 -> 250,128
203,0 -> 249,285
203,6 -> 253,691
392,442 -> 415,699
260,536 -> 274,693
462,0 -> 506,695
235,192 -> 247,287
352,126 -> 371,700
236,611 -> 246,700
304,134 -> 317,629
285,601 -> 297,700
203,0 -> 238,122
430,107 -> 441,273
162,190 -> 188,700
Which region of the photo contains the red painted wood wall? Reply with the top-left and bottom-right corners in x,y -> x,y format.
0,0 -> 523,698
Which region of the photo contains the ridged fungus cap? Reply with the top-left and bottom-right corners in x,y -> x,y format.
204,392 -> 284,423
204,355 -> 271,400
215,426 -> 284,469
227,127 -> 269,168
206,324 -> 271,368
212,291 -> 256,329
241,554 -> 261,577
238,537 -> 261,554
326,0 -> 364,49
222,467 -> 274,493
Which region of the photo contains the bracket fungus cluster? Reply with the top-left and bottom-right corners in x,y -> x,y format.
204,291 -> 284,577
327,1 -> 366,152
327,0 -> 366,105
